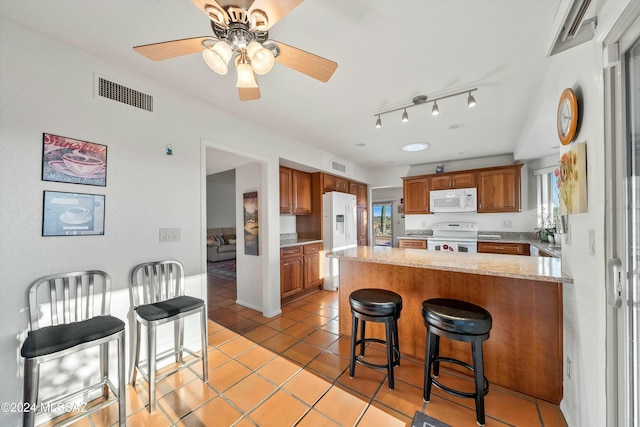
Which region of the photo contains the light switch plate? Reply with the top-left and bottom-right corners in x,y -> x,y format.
588,229 -> 595,256
159,227 -> 181,242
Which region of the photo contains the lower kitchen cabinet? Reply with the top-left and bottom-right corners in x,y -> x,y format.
478,242 -> 530,256
281,242 -> 323,300
398,238 -> 427,249
303,242 -> 323,289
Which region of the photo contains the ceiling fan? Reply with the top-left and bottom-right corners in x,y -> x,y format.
133,0 -> 338,101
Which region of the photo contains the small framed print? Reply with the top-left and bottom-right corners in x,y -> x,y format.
42,133 -> 107,187
42,191 -> 105,236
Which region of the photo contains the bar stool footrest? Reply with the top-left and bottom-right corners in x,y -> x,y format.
430,356 -> 489,399
354,337 -> 400,369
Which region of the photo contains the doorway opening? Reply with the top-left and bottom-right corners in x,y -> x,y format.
373,202 -> 393,246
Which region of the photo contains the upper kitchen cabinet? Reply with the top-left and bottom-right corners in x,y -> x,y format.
476,164 -> 523,213
429,171 -> 476,190
321,173 -> 349,193
279,166 -> 311,215
349,181 -> 368,207
403,177 -> 430,214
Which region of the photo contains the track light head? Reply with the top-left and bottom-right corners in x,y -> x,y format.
468,92 -> 477,107
401,109 -> 409,122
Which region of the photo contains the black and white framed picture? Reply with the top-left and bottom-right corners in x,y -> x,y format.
42,133 -> 107,187
42,191 -> 105,236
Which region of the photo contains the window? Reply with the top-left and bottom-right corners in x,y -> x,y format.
534,166 -> 560,228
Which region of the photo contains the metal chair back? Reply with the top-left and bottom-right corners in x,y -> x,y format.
130,260 -> 185,307
28,270 -> 112,331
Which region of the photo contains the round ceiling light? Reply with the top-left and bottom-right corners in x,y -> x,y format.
402,143 -> 430,152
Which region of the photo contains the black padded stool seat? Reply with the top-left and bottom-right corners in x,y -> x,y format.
422,298 -> 492,426
349,288 -> 402,389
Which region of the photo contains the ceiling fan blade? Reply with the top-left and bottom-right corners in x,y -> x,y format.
249,0 -> 303,30
238,86 -> 261,101
272,41 -> 338,83
133,37 -> 210,61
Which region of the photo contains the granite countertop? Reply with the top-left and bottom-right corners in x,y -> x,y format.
280,238 -> 323,248
327,246 -> 573,283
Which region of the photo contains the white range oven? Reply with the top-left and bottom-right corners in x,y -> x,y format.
427,222 -> 478,253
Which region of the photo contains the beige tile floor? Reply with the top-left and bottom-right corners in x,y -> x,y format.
40,270 -> 568,426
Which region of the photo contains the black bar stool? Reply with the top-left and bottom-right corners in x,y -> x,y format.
422,298 -> 492,426
349,288 -> 402,389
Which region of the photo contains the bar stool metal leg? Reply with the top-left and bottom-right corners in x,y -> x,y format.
349,314 -> 359,377
148,323 -> 157,413
472,340 -> 486,426
385,319 -> 395,389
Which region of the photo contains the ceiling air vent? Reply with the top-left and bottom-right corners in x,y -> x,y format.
96,76 -> 153,112
332,161 -> 346,173
547,0 -> 597,56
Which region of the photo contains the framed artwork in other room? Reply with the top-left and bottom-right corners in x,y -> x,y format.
243,191 -> 259,255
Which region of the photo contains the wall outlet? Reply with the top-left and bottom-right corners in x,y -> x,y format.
159,227 -> 181,242
503,220 -> 512,228
567,357 -> 572,379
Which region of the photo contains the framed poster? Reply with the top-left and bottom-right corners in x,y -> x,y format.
42,133 -> 107,187
42,191 -> 105,236
243,191 -> 259,255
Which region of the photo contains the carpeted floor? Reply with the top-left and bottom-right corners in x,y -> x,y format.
207,259 -> 236,279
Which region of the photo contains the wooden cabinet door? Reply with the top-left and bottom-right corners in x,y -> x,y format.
429,175 -> 452,190
323,174 -> 348,193
292,170 -> 312,215
303,250 -> 322,289
280,256 -> 303,298
279,166 -> 292,214
357,206 -> 368,246
451,172 -> 476,188
403,178 -> 429,214
477,165 -> 522,213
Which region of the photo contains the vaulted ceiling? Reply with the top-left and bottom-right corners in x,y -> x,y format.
1,0 -> 565,170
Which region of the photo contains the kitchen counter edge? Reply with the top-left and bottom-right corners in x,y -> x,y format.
280,239 -> 323,248
327,246 -> 573,284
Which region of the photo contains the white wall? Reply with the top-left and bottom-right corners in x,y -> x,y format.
514,21 -> 610,427
206,171 -> 236,228
0,18 -> 364,425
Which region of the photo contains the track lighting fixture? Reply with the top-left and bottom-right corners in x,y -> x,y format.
468,92 -> 477,107
373,88 -> 477,127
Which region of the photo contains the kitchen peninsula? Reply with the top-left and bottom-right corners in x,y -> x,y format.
329,246 -> 572,403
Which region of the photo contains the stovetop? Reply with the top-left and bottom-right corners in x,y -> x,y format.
429,222 -> 478,241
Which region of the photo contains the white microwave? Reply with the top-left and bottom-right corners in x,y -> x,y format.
430,187 -> 477,213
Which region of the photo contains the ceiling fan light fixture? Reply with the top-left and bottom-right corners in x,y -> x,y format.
401,109 -> 409,122
468,92 -> 477,107
202,41 -> 232,75
247,41 -> 275,75
250,9 -> 269,31
235,51 -> 259,88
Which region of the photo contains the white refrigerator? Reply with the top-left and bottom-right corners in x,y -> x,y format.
323,191 -> 357,291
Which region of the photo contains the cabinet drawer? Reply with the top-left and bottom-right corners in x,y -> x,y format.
398,239 -> 427,249
478,242 -> 529,256
303,242 -> 323,254
280,245 -> 303,258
